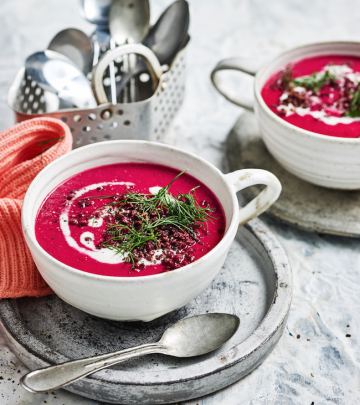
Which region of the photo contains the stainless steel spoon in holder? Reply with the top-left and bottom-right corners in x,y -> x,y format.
7,43 -> 187,148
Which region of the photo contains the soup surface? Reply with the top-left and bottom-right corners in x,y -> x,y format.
35,163 -> 225,277
261,54 -> 360,138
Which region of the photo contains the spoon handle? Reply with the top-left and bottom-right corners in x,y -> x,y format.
20,342 -> 163,393
109,38 -> 118,104
116,64 -> 147,97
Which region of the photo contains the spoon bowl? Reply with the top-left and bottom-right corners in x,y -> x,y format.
79,0 -> 111,28
160,313 -> 240,357
115,0 -> 190,98
25,50 -> 97,109
110,0 -> 150,103
144,0 -> 189,66
48,28 -> 94,76
109,0 -> 150,45
21,313 -> 240,393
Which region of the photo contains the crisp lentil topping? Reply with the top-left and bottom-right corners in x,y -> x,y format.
261,54 -> 360,138
36,163 -> 226,277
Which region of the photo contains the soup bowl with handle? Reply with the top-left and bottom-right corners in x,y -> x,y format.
211,41 -> 360,190
22,140 -> 281,321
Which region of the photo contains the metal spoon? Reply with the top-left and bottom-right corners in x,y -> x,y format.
78,0 -> 111,28
117,34 -> 190,99
144,0 -> 189,68
20,313 -> 240,393
78,0 -> 116,102
116,0 -> 190,98
25,50 -> 97,109
78,0 -> 111,59
48,28 -> 94,76
109,0 -> 150,102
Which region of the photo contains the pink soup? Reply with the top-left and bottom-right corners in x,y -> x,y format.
35,163 -> 226,277
262,54 -> 360,138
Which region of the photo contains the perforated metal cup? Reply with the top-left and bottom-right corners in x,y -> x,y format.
7,45 -> 187,148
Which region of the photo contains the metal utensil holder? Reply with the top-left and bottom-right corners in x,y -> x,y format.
7,44 -> 187,148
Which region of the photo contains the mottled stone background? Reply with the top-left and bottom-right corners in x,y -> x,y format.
0,0 -> 359,404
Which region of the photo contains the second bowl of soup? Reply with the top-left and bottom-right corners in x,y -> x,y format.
212,41 -> 360,189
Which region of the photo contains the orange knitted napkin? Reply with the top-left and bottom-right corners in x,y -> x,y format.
0,118 -> 72,299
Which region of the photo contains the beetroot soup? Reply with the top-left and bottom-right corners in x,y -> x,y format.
35,163 -> 225,277
261,54 -> 360,138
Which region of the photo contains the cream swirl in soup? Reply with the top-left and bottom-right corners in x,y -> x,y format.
35,163 -> 225,277
261,54 -> 360,138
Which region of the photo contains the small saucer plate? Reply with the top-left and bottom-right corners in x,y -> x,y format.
226,111 -> 360,238
0,220 -> 292,404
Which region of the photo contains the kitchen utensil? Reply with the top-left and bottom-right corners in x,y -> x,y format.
48,28 -> 94,76
8,44 -> 188,146
78,0 -> 111,64
78,0 -> 116,102
109,0 -> 150,48
92,43 -> 162,104
0,219 -> 292,403
144,0 -> 189,67
116,33 -> 190,98
20,313 -> 240,393
108,37 -> 117,103
109,0 -> 150,102
116,0 -> 190,98
91,27 -> 110,60
25,50 -> 97,109
78,0 -> 111,28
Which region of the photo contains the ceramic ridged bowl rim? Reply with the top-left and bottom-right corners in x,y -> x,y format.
255,40 -> 360,144
21,140 -> 239,282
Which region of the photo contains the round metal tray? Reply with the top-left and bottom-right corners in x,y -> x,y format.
0,219 -> 292,404
226,111 -> 360,238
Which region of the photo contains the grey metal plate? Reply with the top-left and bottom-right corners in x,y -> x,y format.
0,219 -> 292,404
226,111 -> 360,238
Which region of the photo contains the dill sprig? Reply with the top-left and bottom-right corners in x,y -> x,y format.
291,71 -> 336,94
96,170 -> 216,268
35,136 -> 65,163
36,136 -> 65,146
103,222 -> 158,268
345,88 -> 360,117
281,65 -> 293,89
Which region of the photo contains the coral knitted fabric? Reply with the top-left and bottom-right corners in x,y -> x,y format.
0,118 -> 72,299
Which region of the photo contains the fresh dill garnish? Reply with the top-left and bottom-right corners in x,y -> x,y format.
35,136 -> 65,163
276,63 -> 360,118
291,71 -> 336,94
93,170 -> 216,268
345,88 -> 360,117
35,136 -> 65,146
281,65 -> 293,89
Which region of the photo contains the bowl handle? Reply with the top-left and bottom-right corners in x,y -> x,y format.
211,58 -> 262,111
92,44 -> 163,105
224,169 -> 281,227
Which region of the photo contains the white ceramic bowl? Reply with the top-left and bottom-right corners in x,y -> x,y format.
22,141 -> 281,321
212,41 -> 360,190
